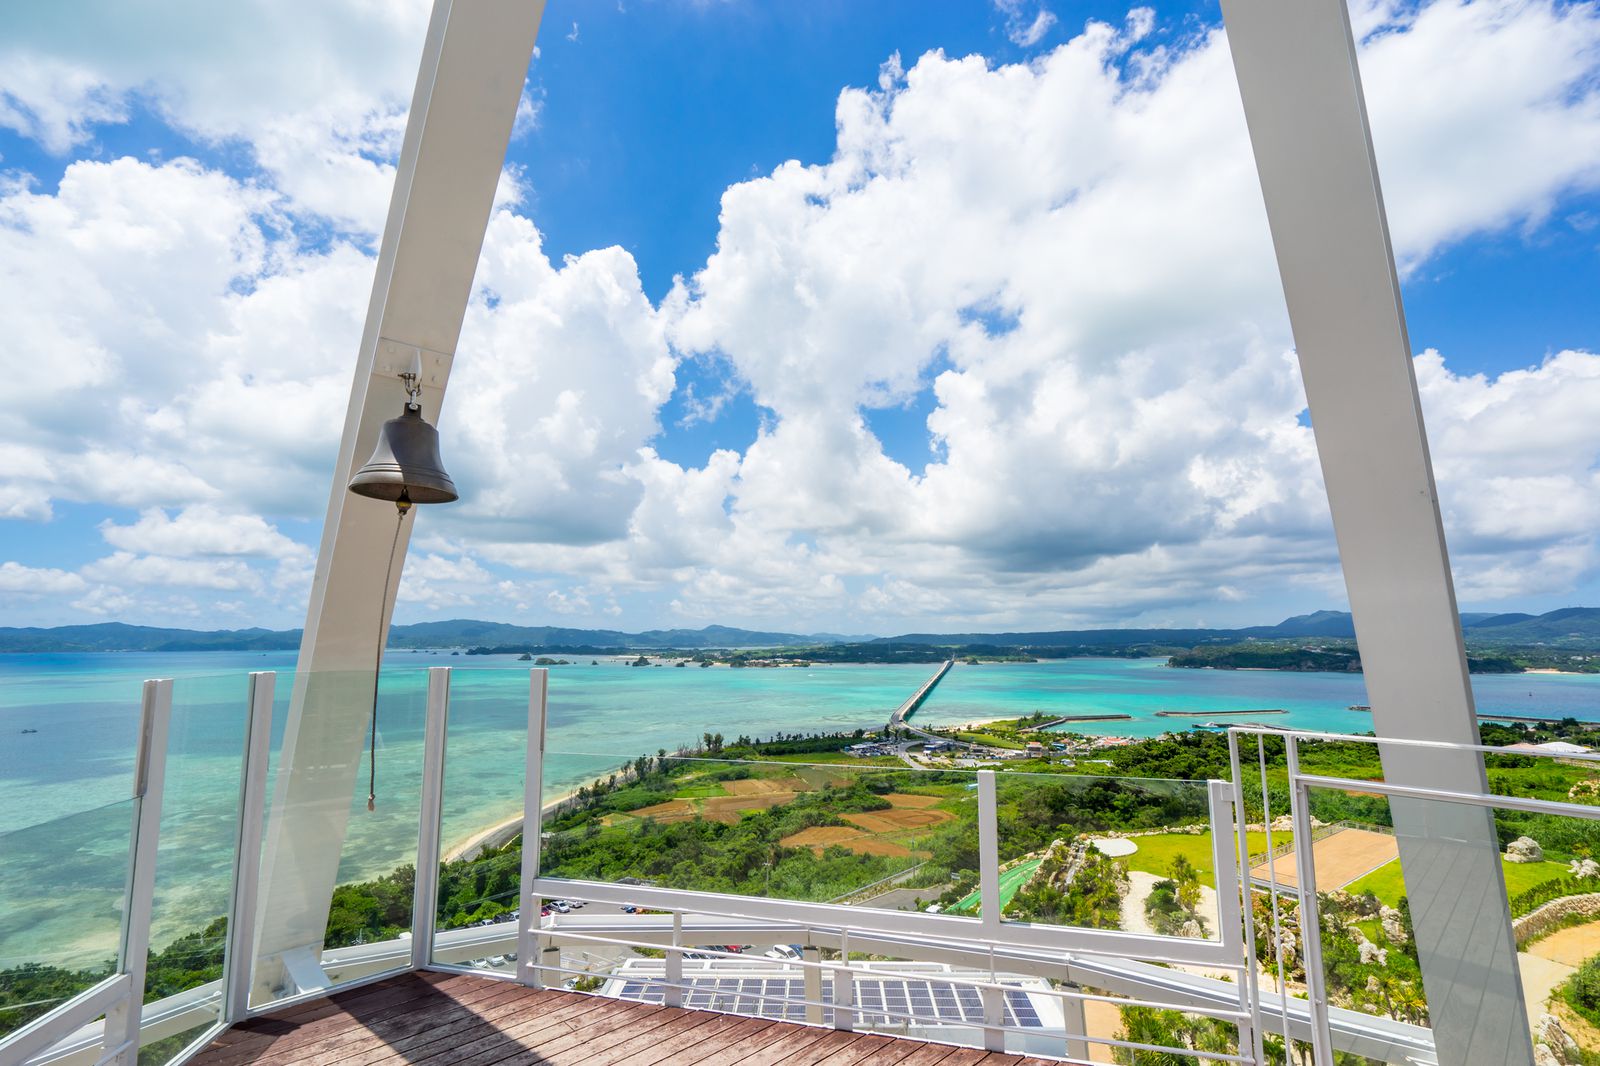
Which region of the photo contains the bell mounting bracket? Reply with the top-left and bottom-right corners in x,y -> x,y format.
373,338 -> 453,395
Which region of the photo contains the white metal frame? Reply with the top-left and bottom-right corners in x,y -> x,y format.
1219,2 -> 1532,1062
254,0 -> 548,989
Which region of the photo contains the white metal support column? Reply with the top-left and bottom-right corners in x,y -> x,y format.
254,0 -> 546,997
977,770 -> 1000,934
1219,2 -> 1533,1063
412,667 -> 452,969
518,668 -> 548,987
103,679 -> 173,1066
224,672 -> 276,1023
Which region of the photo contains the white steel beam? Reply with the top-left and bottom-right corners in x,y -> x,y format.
1219,2 -> 1532,1063
254,0 -> 546,997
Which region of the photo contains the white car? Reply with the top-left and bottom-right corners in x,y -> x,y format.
764,945 -> 802,961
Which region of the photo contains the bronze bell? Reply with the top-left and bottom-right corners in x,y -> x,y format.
348,401 -> 459,506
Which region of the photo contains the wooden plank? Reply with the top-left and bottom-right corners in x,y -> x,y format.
928,1050 -> 1001,1066
625,1015 -> 781,1066
662,1015 -> 795,1064
811,1032 -> 910,1066
578,1008 -> 750,1066
775,1029 -> 881,1066
883,1045 -> 961,1066
834,1036 -> 935,1066
494,1000 -> 684,1065
689,1020 -> 836,1065
258,983 -> 536,1066
332,988 -> 600,1065
411,992 -> 655,1066
225,977 -> 526,1066
195,976 -> 484,1065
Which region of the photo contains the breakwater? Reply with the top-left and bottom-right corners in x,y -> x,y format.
1039,713 -> 1134,726
1155,708 -> 1286,718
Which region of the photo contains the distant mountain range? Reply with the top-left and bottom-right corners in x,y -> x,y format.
2,607 -> 1597,654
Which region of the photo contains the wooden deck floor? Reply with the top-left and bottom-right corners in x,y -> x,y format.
190,971 -> 1064,1065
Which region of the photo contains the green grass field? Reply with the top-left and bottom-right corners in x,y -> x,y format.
1118,831 -> 1277,882
951,731 -> 1026,750
949,857 -> 1044,914
1344,856 -> 1570,907
672,781 -> 729,799
759,752 -> 905,767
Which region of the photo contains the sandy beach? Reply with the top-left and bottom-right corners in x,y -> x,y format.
440,776 -> 622,863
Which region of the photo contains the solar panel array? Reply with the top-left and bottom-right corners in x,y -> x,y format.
614,977 -> 1043,1028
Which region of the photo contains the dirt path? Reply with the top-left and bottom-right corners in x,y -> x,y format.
1517,918 -> 1600,1021
1122,871 -> 1221,940
1527,921 -> 1600,967
1518,952 -> 1576,1014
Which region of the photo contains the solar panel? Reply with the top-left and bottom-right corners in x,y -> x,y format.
609,968 -> 1046,1031
1006,989 -> 1043,1027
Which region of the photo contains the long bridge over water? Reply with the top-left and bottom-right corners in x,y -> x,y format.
886,660 -> 954,740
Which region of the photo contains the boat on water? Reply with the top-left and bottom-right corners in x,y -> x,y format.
1348,704 -> 1371,711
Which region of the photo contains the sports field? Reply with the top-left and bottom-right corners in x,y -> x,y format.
1250,828 -> 1398,892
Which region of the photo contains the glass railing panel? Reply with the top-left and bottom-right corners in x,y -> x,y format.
0,660 -> 147,836
249,667 -> 428,1008
0,797 -> 137,1039
137,673 -> 252,1062
1300,773 -> 1600,1063
539,751 -> 980,913
430,669 -> 528,973
990,769 -> 1215,938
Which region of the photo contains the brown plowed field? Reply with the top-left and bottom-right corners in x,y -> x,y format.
843,808 -> 952,833
611,799 -> 695,825
884,792 -> 942,808
701,792 -> 795,823
724,776 -> 810,796
781,825 -> 914,858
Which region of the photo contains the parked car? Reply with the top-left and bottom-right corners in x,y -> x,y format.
764,945 -> 801,961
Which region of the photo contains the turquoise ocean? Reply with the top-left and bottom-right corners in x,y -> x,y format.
4,650 -> 1600,968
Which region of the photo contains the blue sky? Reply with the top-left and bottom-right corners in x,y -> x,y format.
1,0 -> 1598,634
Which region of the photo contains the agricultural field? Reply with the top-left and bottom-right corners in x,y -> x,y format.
781,792 -> 957,858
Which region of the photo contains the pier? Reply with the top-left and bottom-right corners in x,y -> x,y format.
1154,708 -> 1286,718
887,659 -> 954,734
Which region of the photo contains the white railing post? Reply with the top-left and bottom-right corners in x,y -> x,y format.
980,984 -> 1005,1051
831,965 -> 854,1032
1210,778 -> 1258,1062
518,668 -> 549,987
978,770 -> 1001,933
665,912 -> 684,1007
1060,985 -> 1090,1062
1285,738 -> 1333,1066
103,678 -> 173,1066
411,667 -> 451,970
223,672 -> 276,1023
803,946 -> 823,1024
